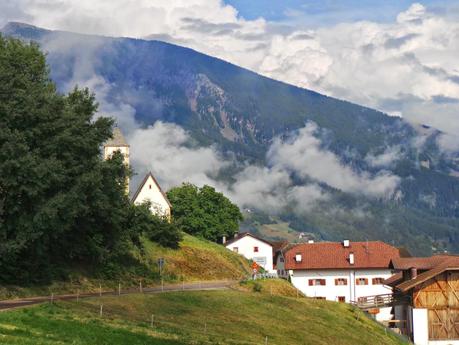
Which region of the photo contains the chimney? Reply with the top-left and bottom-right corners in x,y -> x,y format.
349,252 -> 355,265
343,240 -> 350,248
410,267 -> 417,279
308,240 -> 314,244
222,236 -> 226,244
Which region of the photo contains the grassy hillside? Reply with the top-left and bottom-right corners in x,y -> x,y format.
0,234 -> 250,300
0,280 -> 408,345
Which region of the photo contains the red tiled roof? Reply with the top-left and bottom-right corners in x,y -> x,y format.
284,241 -> 400,270
395,257 -> 459,292
390,255 -> 457,270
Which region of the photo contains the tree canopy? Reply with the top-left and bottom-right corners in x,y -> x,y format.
167,183 -> 242,241
0,36 -> 179,283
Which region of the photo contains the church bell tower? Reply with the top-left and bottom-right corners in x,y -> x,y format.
103,127 -> 130,194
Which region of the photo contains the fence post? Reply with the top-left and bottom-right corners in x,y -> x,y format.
151,314 -> 154,327
204,322 -> 207,334
140,280 -> 143,293
265,336 -> 268,345
118,282 -> 121,296
77,289 -> 79,303
100,304 -> 103,317
161,279 -> 164,292
50,293 -> 54,304
99,284 -> 102,297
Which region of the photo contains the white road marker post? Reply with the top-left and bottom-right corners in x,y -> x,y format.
140,280 -> 143,293
151,314 -> 154,328
99,284 -> 102,297
118,282 -> 121,296
265,336 -> 268,345
50,293 -> 54,305
100,304 -> 103,317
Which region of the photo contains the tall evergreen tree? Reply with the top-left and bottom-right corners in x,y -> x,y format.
0,36 -> 140,282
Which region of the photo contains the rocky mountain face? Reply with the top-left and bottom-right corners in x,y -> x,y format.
3,22 -> 459,255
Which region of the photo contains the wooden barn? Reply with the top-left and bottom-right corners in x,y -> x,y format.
386,256 -> 459,344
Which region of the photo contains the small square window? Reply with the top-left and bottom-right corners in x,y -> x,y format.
308,279 -> 326,286
356,278 -> 368,285
335,278 -> 348,286
372,278 -> 384,285
149,184 -> 152,189
254,246 -> 259,253
338,296 -> 346,303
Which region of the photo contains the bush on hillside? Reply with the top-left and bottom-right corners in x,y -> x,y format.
129,202 -> 182,249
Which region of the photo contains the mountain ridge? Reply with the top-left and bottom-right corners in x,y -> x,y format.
2,22 -> 459,255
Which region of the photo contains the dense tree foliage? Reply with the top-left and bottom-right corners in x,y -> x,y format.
0,36 -> 179,283
128,202 -> 182,249
167,183 -> 242,241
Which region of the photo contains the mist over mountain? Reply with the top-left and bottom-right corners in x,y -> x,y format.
3,22 -> 459,255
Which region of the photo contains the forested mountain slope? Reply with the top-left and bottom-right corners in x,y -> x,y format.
3,22 -> 459,255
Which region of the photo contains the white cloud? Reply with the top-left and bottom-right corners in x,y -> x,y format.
365,146 -> 402,168
1,2 -> 457,153
129,122 -> 227,189
129,122 -> 329,215
268,123 -> 401,198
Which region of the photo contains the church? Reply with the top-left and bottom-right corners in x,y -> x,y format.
103,127 -> 172,219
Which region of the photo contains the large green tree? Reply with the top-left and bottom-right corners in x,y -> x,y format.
0,36 -> 177,283
167,183 -> 242,241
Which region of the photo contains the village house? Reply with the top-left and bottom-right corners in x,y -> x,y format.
386,255 -> 459,345
103,127 -> 172,219
277,240 -> 401,322
131,172 -> 172,219
225,233 -> 287,273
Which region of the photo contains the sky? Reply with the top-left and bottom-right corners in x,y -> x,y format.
0,0 -> 458,212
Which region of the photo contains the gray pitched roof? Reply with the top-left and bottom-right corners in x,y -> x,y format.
104,127 -> 129,147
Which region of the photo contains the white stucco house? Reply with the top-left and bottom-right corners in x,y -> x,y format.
131,172 -> 172,219
225,233 -> 283,273
277,240 -> 401,322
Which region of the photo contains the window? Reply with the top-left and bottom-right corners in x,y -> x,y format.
314,297 -> 326,300
356,278 -> 368,285
337,296 -> 346,303
335,278 -> 348,286
253,246 -> 259,253
149,184 -> 152,189
308,279 -> 326,286
233,247 -> 238,253
372,278 -> 384,285
280,257 -> 284,262
357,297 -> 367,303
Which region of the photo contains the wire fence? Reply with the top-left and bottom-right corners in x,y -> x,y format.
51,295 -> 275,345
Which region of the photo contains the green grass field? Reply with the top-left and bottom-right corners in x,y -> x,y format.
0,280 -> 409,345
0,234 -> 251,300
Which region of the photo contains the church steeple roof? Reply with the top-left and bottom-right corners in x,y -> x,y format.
104,127 -> 129,147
